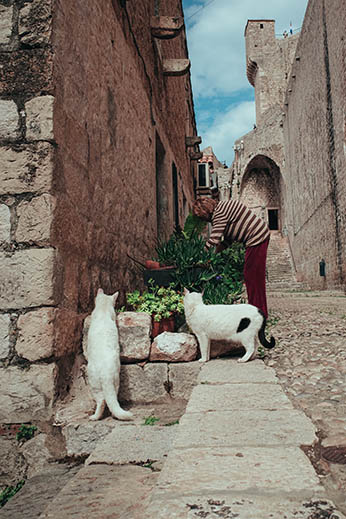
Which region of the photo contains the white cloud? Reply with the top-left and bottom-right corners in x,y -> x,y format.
201,100 -> 256,166
184,0 -> 309,98
182,0 -> 309,164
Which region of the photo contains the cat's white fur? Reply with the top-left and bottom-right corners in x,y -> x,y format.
86,288 -> 133,421
184,289 -> 274,363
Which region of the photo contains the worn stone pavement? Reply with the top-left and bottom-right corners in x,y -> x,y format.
1,290 -> 346,518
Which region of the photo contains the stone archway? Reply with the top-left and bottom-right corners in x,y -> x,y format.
240,155 -> 281,229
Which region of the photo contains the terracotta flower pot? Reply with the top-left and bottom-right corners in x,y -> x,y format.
151,315 -> 175,338
145,260 -> 160,269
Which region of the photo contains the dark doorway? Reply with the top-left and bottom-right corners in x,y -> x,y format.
268,209 -> 279,230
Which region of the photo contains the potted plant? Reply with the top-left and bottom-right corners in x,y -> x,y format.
126,283 -> 185,337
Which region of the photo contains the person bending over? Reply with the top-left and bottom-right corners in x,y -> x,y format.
193,197 -> 270,318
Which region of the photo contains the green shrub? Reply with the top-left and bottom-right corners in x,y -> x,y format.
16,424 -> 37,443
143,416 -> 160,426
126,284 -> 184,321
153,214 -> 245,305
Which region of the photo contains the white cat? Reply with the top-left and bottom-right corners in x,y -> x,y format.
86,288 -> 133,421
183,289 -> 275,363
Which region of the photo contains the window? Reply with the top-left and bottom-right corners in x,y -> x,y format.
198,163 -> 209,187
260,23 -> 264,29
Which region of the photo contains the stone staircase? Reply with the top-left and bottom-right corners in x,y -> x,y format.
2,359 -> 344,518
266,231 -> 305,291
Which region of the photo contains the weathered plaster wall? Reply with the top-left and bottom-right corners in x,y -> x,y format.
283,0 -> 346,288
0,0 -> 198,422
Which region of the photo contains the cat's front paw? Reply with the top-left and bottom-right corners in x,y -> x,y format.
199,358 -> 209,363
89,414 -> 99,421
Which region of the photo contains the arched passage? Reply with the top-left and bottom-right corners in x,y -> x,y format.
240,154 -> 282,230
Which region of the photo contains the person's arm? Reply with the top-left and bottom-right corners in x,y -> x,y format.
205,206 -> 229,250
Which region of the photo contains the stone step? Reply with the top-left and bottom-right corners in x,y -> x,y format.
142,359 -> 345,518
266,233 -> 299,290
0,464 -> 80,519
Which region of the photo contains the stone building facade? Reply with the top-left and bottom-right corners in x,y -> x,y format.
231,0 -> 346,291
0,0 -> 200,422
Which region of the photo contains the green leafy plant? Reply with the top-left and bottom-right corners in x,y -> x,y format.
16,424 -> 37,443
126,283 -> 184,322
257,346 -> 265,359
143,461 -> 155,469
143,416 -> 160,426
150,211 -> 245,305
0,480 -> 25,508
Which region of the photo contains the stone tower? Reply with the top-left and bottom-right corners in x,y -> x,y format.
245,20 -> 299,124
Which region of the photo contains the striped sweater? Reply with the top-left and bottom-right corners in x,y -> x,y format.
206,200 -> 270,249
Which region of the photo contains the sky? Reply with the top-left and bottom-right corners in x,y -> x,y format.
182,0 -> 309,166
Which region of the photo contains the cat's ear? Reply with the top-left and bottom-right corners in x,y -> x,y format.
183,288 -> 189,296
97,288 -> 104,294
112,292 -> 119,303
201,289 -> 205,296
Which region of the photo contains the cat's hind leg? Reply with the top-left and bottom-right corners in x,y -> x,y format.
238,336 -> 255,363
103,379 -> 133,421
196,333 -> 210,362
90,392 -> 106,420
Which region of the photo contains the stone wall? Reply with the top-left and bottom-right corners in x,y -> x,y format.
232,0 -> 346,290
0,0 -> 57,423
0,0 -> 199,423
283,0 -> 346,288
245,20 -> 299,125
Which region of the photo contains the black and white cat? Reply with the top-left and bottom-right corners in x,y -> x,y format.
183,289 -> 275,363
86,288 -> 133,421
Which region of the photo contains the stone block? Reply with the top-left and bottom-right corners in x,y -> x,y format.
117,312 -> 151,362
25,95 -> 54,141
0,248 -> 56,310
0,313 -> 10,359
185,383 -> 293,414
145,495 -> 344,519
20,433 -> 53,478
40,465 -> 158,519
198,358 -> 279,384
86,424 -> 176,465
175,409 -> 317,449
0,143 -> 54,195
155,446 -> 321,495
150,332 -> 198,362
168,362 -> 201,401
15,193 -> 55,244
61,421 -> 116,458
0,364 -> 57,422
16,307 -> 55,361
0,436 -> 27,488
0,100 -> 19,140
0,5 -> 13,45
0,203 -> 11,242
119,363 -> 169,404
0,48 -> 53,96
19,0 -> 52,47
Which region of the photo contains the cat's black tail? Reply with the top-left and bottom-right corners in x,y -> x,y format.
258,310 -> 275,349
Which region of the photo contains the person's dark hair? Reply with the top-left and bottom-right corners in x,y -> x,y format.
192,197 -> 218,221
